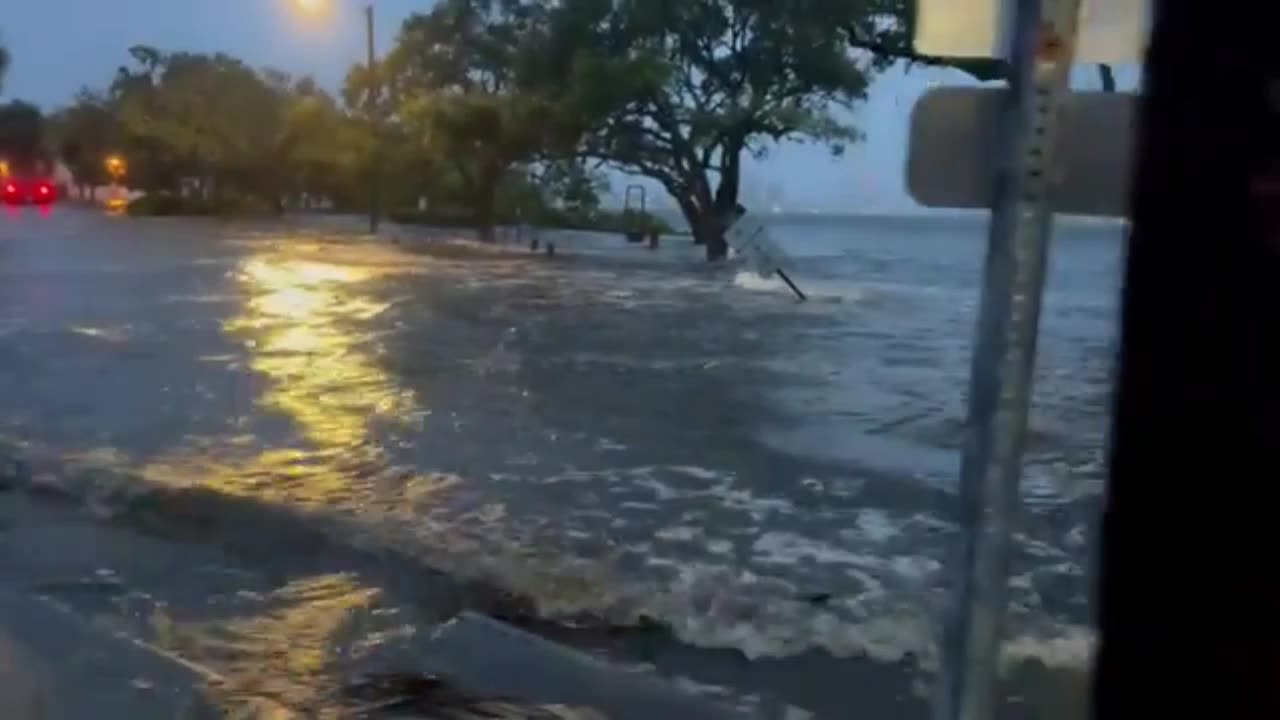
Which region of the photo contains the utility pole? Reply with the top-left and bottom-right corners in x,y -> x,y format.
365,3 -> 380,235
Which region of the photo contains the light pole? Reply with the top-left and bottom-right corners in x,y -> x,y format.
364,3 -> 379,235
295,0 -> 380,234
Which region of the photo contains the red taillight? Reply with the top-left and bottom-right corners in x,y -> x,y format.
38,185 -> 50,195
2,183 -> 15,195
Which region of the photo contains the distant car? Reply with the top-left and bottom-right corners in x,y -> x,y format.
1,176 -> 59,206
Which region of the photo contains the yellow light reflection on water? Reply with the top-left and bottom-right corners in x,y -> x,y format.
135,246 -> 429,506
87,246 -> 465,706
228,255 -> 414,452
177,574 -> 386,713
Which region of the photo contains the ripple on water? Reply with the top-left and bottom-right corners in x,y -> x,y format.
2,218 -> 1116,717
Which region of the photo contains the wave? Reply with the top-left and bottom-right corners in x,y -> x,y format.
2,442 -> 1094,679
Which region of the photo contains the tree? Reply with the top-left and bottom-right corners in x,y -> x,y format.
0,42 -> 9,95
47,90 -> 121,195
536,159 -> 609,217
0,101 -> 46,172
539,0 -> 890,260
109,46 -> 291,200
382,1 -> 572,239
278,83 -> 376,208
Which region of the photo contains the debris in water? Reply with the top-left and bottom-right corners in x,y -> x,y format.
342,672 -> 608,718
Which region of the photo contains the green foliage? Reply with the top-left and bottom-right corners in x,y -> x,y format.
527,0 -> 894,257
43,0 -> 946,242
389,206 -> 672,235
0,101 -> 47,170
125,191 -> 278,217
581,209 -> 672,235
535,159 -> 609,216
43,46 -> 382,212
382,1 -> 582,236
278,88 -> 377,206
109,47 -> 291,196
387,158 -> 622,231
47,91 -> 121,187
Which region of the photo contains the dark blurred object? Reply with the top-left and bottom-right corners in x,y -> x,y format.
342,672 -> 606,718
410,613 -> 739,720
907,89 -> 1135,217
1094,2 -> 1280,719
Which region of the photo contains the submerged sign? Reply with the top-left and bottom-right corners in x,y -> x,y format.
915,0 -> 1150,63
725,212 -> 807,301
725,215 -> 784,279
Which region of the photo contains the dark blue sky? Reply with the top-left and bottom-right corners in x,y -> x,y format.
1,1 -> 1136,212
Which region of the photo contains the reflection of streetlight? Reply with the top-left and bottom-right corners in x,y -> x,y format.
293,0 -> 380,235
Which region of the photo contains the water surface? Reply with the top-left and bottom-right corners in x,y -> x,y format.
0,208 -> 1122,718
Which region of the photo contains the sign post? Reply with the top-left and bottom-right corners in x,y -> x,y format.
925,2 -> 1086,720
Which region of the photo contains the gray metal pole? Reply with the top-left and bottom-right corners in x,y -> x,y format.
931,2 -> 1084,720
366,2 -> 380,235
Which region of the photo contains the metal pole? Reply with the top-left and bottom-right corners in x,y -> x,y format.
931,2 -> 1083,720
366,2 -> 380,235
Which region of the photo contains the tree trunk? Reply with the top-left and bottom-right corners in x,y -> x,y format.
679,201 -> 729,261
461,161 -> 506,243
473,187 -> 497,243
698,217 -> 729,261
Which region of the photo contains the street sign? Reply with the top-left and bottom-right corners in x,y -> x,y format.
725,213 -> 807,301
726,216 -> 784,277
906,87 -> 1136,217
915,0 -> 1150,63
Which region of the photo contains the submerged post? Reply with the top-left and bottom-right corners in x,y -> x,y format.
366,3 -> 380,235
931,1 -> 1083,719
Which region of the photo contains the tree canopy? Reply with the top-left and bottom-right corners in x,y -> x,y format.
0,43 -> 9,94
27,1 -> 1064,252
0,101 -> 47,172
550,0 -> 893,257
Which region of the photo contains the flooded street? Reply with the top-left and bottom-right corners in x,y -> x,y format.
0,207 -> 1121,718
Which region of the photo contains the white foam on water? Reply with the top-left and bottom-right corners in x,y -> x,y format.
733,271 -> 791,294
731,271 -> 864,304
854,509 -> 901,543
1001,625 -> 1097,671
655,526 -> 701,542
69,325 -> 130,342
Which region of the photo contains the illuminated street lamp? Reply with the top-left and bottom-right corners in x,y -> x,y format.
0,158 -> 9,179
294,0 -> 381,234
105,154 -> 127,183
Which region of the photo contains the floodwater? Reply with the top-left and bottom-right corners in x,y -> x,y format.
0,207 -> 1122,718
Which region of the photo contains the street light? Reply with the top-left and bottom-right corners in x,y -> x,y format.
105,154 -> 127,183
293,0 -> 381,235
